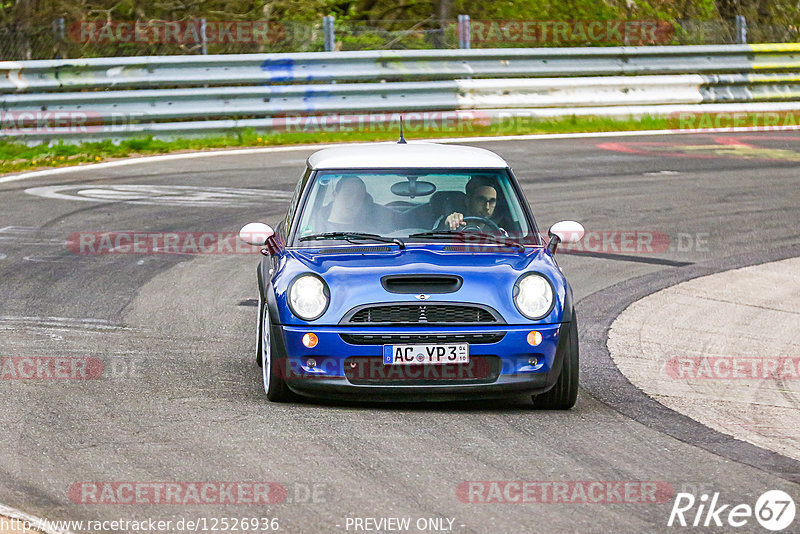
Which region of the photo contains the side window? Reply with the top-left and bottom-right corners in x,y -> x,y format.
284,167 -> 310,236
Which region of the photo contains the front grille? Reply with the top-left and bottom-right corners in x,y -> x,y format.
344,355 -> 501,385
343,304 -> 502,325
340,333 -> 505,345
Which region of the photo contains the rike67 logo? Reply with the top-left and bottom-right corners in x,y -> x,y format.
668,490 -> 795,531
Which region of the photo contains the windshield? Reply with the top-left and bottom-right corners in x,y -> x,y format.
292,169 -> 537,247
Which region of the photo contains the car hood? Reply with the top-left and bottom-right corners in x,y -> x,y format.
271,245 -> 569,326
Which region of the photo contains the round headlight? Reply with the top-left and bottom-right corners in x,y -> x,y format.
513,273 -> 554,320
288,274 -> 329,321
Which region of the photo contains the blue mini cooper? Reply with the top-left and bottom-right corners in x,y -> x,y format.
239,142 -> 584,408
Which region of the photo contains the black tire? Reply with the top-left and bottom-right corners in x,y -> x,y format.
532,313 -> 579,409
259,297 -> 293,402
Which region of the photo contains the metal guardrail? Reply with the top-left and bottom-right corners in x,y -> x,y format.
2,44 -> 800,142
0,82 -> 459,122
4,44 -> 800,92
4,74 -> 800,122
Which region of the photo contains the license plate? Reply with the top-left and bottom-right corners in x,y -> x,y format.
383,343 -> 469,365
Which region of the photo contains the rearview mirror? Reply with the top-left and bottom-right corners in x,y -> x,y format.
547,221 -> 585,253
239,222 -> 274,246
390,176 -> 436,199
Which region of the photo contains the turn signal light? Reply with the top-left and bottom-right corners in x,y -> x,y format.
302,333 -> 319,348
526,331 -> 543,346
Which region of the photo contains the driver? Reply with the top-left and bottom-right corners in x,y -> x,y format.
444,176 -> 500,231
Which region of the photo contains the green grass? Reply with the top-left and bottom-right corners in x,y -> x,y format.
0,115 -> 669,175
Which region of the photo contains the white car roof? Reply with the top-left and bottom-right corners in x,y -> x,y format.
307,142 -> 509,170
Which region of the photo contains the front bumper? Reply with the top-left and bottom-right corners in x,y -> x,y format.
269,322 -> 564,401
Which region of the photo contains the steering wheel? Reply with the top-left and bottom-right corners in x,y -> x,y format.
433,215 -> 502,233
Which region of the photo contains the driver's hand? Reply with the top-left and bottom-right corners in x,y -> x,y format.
445,212 -> 465,230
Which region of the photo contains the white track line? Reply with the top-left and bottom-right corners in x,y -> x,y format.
0,144 -> 345,184
1,125 -> 798,186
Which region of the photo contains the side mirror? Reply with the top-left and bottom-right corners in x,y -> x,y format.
239,222 -> 280,255
547,221 -> 585,253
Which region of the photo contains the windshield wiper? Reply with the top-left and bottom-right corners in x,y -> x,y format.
299,232 -> 404,249
408,230 -> 525,252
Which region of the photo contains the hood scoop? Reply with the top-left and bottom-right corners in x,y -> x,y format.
381,274 -> 462,294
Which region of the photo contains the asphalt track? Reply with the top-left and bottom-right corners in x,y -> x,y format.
0,132 -> 799,533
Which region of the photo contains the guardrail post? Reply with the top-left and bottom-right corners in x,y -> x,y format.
52,18 -> 65,41
735,15 -> 747,44
324,16 -> 335,51
200,18 -> 208,54
458,14 -> 470,49
52,17 -> 66,59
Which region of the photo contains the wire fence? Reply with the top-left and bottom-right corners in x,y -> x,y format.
1,17 -> 798,60
673,19 -> 800,45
